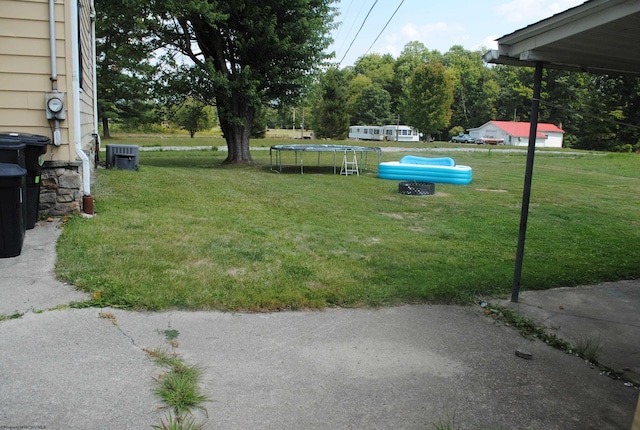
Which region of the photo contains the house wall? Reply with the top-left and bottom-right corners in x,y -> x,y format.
469,124 -> 513,144
509,135 -> 546,147
0,0 -> 96,217
470,123 -> 557,147
76,0 -> 96,151
539,131 -> 563,148
0,0 -> 70,150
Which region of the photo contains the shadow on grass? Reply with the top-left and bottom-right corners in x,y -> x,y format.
139,151 -> 249,170
138,151 -> 356,176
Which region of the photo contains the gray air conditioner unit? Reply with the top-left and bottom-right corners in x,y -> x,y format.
106,144 -> 139,170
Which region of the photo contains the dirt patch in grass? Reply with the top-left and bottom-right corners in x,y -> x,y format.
226,267 -> 247,276
475,188 -> 508,193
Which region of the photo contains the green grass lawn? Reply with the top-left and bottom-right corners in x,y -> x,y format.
56,144 -> 640,311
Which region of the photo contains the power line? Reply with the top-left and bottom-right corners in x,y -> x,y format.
337,0 -> 367,55
334,0 -> 356,52
363,0 -> 405,57
338,0 -> 378,66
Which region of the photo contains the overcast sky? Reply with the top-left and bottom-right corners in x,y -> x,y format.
328,0 -> 585,67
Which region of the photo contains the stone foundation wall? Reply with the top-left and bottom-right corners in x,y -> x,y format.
39,161 -> 83,217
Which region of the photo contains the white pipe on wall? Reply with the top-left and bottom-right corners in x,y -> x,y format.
69,0 -> 91,196
48,0 -> 57,88
90,1 -> 98,137
48,0 -> 61,145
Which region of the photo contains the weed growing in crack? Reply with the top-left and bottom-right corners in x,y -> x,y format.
433,415 -> 459,430
98,311 -> 118,325
145,347 -> 209,429
155,363 -> 208,415
0,312 -> 23,322
152,412 -> 206,430
574,334 -> 604,364
482,303 -> 572,352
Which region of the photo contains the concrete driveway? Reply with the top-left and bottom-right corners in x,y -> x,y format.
1,220 -> 638,429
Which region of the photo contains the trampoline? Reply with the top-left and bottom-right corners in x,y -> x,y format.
270,144 -> 382,174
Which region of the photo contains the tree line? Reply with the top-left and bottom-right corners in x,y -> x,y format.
308,43 -> 640,152
96,0 -> 640,156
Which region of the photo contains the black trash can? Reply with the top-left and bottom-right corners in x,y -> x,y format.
0,141 -> 26,166
0,163 -> 27,258
0,132 -> 50,229
0,141 -> 27,227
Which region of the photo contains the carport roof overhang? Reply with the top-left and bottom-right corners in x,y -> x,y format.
483,0 -> 640,77
482,0 -> 640,302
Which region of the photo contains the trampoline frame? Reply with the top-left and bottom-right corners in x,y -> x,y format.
270,144 -> 382,174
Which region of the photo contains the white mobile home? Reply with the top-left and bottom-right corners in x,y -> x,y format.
349,125 -> 420,142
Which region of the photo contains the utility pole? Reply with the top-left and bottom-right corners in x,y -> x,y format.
292,107 -> 296,139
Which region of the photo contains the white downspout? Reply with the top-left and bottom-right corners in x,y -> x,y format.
48,0 -> 62,146
69,0 -> 91,196
90,1 -> 98,136
49,0 -> 58,89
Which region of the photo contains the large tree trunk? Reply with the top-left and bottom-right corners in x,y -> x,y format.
102,115 -> 111,139
217,94 -> 255,164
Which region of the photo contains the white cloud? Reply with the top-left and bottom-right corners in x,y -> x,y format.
401,23 -> 421,40
372,20 -> 487,57
479,35 -> 500,51
400,22 -> 451,40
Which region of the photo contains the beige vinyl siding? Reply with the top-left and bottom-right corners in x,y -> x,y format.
0,55 -> 53,74
0,0 -> 69,155
1,0 -> 51,21
0,15 -> 63,38
0,72 -> 56,92
78,0 -> 95,152
0,36 -> 66,60
1,0 -> 96,163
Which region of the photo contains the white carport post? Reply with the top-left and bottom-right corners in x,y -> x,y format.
511,61 -> 544,303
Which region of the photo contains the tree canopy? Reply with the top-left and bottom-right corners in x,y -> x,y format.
95,0 -> 161,137
96,5 -> 640,153
148,0 -> 337,163
400,62 -> 454,139
310,67 -> 350,139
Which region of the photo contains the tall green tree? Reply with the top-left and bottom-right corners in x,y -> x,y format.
353,54 -> 396,92
400,62 -> 454,139
617,77 -> 640,149
149,0 -> 336,163
494,65 -> 538,123
575,75 -> 636,151
95,0 -> 160,138
349,85 -> 392,126
541,69 -> 590,147
310,67 -> 350,139
443,46 -> 498,131
392,42 -> 444,119
172,98 -> 216,138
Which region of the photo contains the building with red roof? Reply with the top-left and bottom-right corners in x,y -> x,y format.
468,121 -> 565,148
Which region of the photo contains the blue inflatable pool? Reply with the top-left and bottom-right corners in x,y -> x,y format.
378,156 -> 472,185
